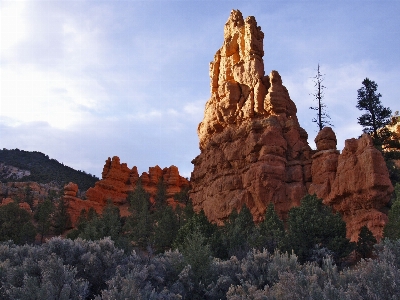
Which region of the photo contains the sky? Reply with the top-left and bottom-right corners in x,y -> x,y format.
1,0 -> 399,180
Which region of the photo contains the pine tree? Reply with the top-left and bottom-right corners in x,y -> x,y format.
258,203 -> 285,253
181,228 -> 212,286
384,183 -> 400,240
125,181 -> 153,249
310,64 -> 332,131
356,225 -> 377,259
356,78 -> 392,145
52,198 -> 72,235
221,205 -> 258,259
0,202 -> 36,244
24,185 -> 34,209
173,210 -> 217,253
153,205 -> 179,253
34,198 -> 55,243
286,194 -> 354,263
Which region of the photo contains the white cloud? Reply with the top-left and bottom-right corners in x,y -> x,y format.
183,100 -> 205,117
1,64 -> 109,129
0,1 -> 28,60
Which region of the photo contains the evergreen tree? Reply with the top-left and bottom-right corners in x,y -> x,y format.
286,194 -> 354,263
24,185 -> 34,209
153,205 -> 179,253
173,210 -> 217,253
125,181 -> 153,249
221,205 -> 258,259
80,201 -> 129,250
154,177 -> 168,210
384,183 -> 400,239
0,202 -> 36,244
258,203 -> 285,253
174,187 -> 195,229
356,78 -> 392,145
356,225 -> 377,259
181,228 -> 212,297
34,198 -> 55,243
52,197 -> 72,235
310,64 -> 332,131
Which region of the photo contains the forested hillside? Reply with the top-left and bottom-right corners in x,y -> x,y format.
0,149 -> 98,191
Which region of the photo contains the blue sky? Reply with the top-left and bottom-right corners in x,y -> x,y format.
1,0 -> 399,180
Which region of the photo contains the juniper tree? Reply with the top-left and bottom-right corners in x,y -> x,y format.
310,64 -> 332,131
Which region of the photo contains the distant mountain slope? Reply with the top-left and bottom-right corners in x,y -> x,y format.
0,149 -> 99,191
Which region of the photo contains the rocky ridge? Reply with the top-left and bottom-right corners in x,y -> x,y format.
65,156 -> 189,226
190,10 -> 393,241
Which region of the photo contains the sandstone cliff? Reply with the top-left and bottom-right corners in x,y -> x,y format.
65,156 -> 189,226
190,9 -> 394,241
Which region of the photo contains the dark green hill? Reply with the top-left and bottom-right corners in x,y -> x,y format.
0,148 -> 99,191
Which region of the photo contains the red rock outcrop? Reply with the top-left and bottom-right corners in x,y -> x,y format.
63,182 -> 103,227
308,127 -> 340,200
64,157 -> 189,226
85,157 -> 189,205
190,9 -> 394,241
191,10 -> 312,224
323,134 -> 393,241
0,197 -> 32,212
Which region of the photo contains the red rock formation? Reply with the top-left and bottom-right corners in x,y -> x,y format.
190,9 -> 394,241
191,10 -> 312,224
323,134 -> 393,241
63,182 -> 103,227
85,157 -> 189,206
64,157 -> 189,227
0,197 -> 32,213
86,156 -> 136,207
308,127 -> 340,200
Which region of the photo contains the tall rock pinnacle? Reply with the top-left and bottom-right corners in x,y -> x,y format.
192,10 -> 312,224
198,10 -> 298,151
190,10 -> 393,242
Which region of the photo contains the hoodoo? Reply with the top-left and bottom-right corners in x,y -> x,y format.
190,9 -> 393,241
65,156 -> 189,226
191,10 -> 313,224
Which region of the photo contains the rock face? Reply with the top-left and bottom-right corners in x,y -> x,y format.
191,10 -> 313,224
65,156 -> 189,226
63,182 -> 103,227
324,134 -> 393,241
85,156 -> 189,206
190,9 -> 394,241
